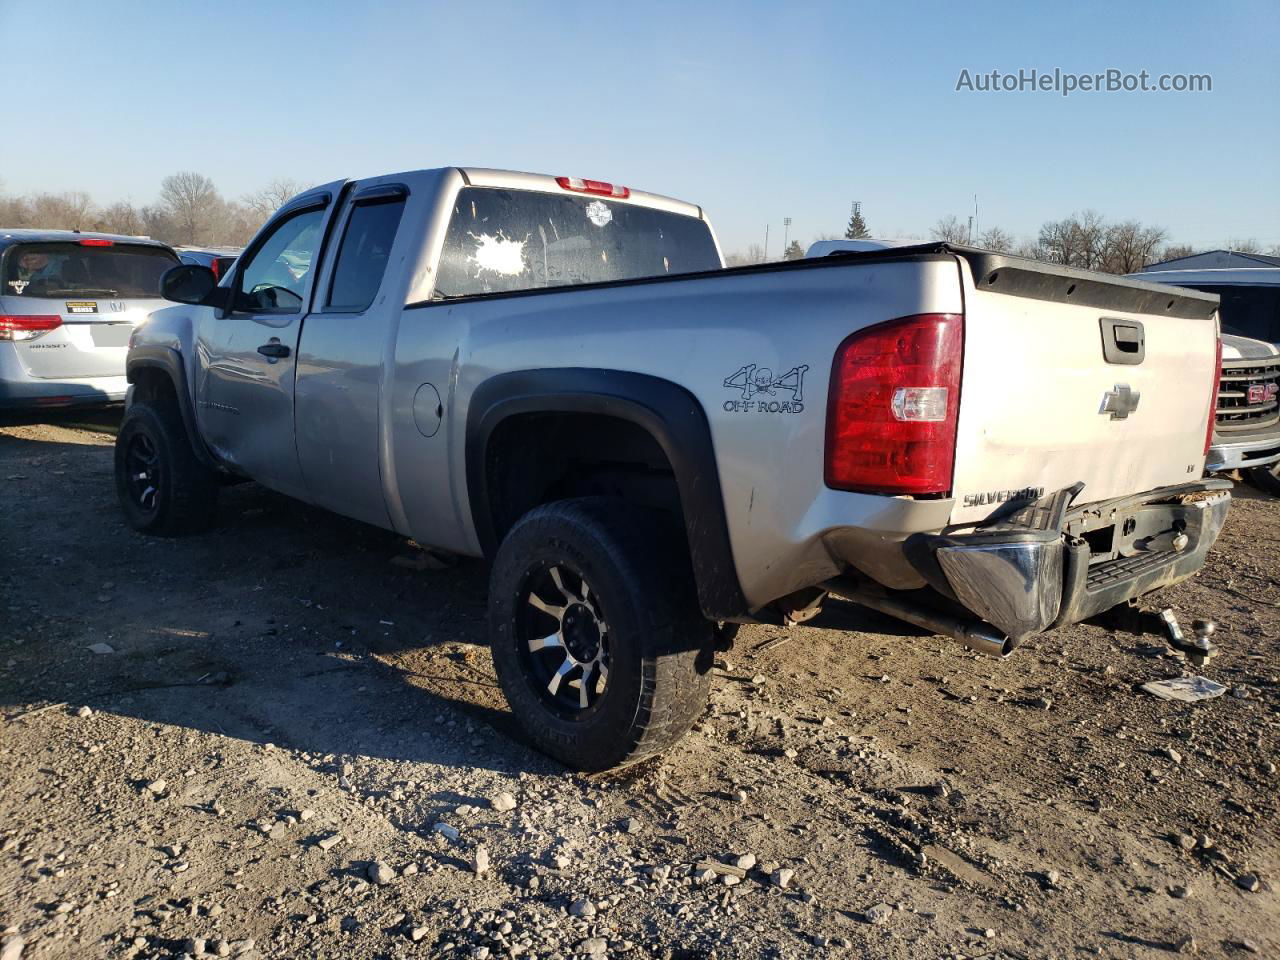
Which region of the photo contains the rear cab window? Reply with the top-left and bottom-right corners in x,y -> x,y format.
2,241 -> 178,300
432,187 -> 721,299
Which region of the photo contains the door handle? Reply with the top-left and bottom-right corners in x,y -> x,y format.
257,341 -> 291,359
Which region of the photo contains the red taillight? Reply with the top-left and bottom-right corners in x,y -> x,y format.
0,315 -> 62,342
555,176 -> 630,199
209,259 -> 223,280
825,313 -> 964,495
1205,336 -> 1223,456
78,237 -> 114,247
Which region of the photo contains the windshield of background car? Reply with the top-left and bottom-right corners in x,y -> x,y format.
2,242 -> 178,299
1184,284 -> 1280,343
433,187 -> 721,298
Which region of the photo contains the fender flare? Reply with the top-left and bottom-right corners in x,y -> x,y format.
466,368 -> 748,620
125,346 -> 220,471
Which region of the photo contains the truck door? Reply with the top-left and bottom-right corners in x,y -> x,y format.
195,187 -> 343,500
294,182 -> 410,527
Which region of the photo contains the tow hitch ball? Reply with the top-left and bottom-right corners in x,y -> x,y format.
1106,604 -> 1218,666
1159,608 -> 1218,666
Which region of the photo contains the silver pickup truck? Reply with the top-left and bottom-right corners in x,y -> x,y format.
118,167 -> 1229,770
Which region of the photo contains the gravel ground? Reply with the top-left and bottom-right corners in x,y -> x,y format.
1,410 -> 1277,960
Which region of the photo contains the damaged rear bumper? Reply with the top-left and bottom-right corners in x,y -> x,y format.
917,480 -> 1231,645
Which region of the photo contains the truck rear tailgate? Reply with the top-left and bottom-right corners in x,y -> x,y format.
949,254 -> 1220,525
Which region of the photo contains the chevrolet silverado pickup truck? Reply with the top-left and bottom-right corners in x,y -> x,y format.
117,167 -> 1229,770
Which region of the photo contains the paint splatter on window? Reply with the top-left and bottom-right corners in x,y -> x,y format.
467,231 -> 528,279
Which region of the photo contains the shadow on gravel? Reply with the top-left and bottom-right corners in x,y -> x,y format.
1,425 -> 563,777
1,414 -> 995,779
0,404 -> 123,434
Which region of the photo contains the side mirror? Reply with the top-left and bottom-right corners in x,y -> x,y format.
161,264 -> 223,306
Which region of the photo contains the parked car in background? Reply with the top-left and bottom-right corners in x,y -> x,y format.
1130,268 -> 1280,495
117,168 -> 1228,771
1,230 -> 179,409
176,247 -> 239,282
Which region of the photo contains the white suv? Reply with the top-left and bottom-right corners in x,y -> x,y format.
0,230 -> 179,410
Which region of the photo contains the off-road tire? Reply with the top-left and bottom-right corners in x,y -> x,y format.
489,497 -> 714,771
1246,463 -> 1280,498
115,400 -> 218,535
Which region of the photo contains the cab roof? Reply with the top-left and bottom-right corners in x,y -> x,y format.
457,168 -> 705,220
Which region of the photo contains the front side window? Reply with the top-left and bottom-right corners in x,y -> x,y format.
433,187 -> 721,299
235,208 -> 325,314
326,198 -> 406,312
2,242 -> 178,299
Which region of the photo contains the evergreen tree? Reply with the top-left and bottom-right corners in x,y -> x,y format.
784,240 -> 804,260
844,207 -> 869,239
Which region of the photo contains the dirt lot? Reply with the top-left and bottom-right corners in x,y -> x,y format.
1,411 -> 1277,960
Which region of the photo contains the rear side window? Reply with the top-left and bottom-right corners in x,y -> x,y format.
326,197 -> 406,312
433,187 -> 721,299
2,242 -> 178,299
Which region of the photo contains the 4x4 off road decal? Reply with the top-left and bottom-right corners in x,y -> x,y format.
722,363 -> 808,414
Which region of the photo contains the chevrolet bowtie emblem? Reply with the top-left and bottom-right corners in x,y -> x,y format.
1100,383 -> 1141,420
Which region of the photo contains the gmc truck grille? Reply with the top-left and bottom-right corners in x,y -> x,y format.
1216,357 -> 1280,433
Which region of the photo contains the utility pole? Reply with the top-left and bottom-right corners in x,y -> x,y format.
783,217 -> 792,256
763,223 -> 769,261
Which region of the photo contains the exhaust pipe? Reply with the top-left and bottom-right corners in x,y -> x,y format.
822,578 -> 1013,658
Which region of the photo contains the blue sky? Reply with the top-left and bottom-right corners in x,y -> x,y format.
2,0 -> 1276,253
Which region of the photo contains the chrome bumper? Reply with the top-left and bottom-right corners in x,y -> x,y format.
922,480 -> 1231,645
1207,434 -> 1280,472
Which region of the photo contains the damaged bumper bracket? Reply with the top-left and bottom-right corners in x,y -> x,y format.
924,479 -> 1232,647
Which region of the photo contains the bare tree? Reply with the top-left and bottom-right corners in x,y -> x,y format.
243,178 -> 306,220
22,192 -> 97,231
1228,238 -> 1264,254
1158,243 -> 1196,263
159,172 -> 221,245
1013,239 -> 1043,261
0,193 -> 33,227
1102,220 -> 1167,274
976,226 -> 1014,253
97,201 -> 145,236
931,215 -> 969,244
1074,210 -> 1109,270
725,243 -> 767,267
1038,211 -> 1106,268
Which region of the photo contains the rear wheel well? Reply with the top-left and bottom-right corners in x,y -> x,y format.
128,366 -> 179,408
484,412 -> 685,548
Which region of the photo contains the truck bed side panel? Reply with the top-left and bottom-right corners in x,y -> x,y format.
390,258 -> 964,608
